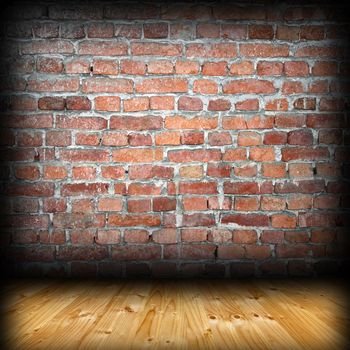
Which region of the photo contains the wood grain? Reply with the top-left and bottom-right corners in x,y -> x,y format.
1,279 -> 349,350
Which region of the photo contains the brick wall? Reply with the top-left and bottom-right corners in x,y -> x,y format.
1,1 -> 349,278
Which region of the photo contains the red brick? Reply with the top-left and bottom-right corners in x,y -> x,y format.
53,213 -> 105,229
288,163 -> 313,178
238,131 -> 261,146
43,166 -> 67,180
38,97 -> 65,110
155,131 -> 181,145
136,78 -> 187,93
223,80 -> 276,94
193,79 -> 218,94
276,25 -> 299,40
311,229 -> 336,243
208,99 -> 231,111
230,61 -> 254,75
175,61 -> 200,74
249,147 -> 275,161
257,61 -> 283,75
221,24 -> 247,39
314,194 -> 339,209
66,96 -> 91,110
296,46 -> 344,57
65,59 -> 90,73
101,166 -> 124,179
168,149 -> 221,162
245,245 -> 271,260
288,129 -> 313,145
183,197 -> 207,211
240,44 -> 289,57
300,25 -> 324,40
78,41 -> 127,55
124,230 -> 149,243
222,214 -> 269,227
75,133 -> 100,146
222,148 -> 246,162
178,96 -> 203,111
17,131 -> 42,147
41,130 -> 66,147
129,133 -> 152,146
234,197 -> 259,211
61,183 -> 109,196
111,245 -> 161,260
293,97 -> 316,110
56,116 -> 106,130
60,149 -> 109,162
285,231 -> 309,243
93,60 -> 118,75
261,196 -> 286,211
150,96 -> 174,110
207,163 -> 230,178
249,25 -> 274,39
112,148 -> 162,163
110,116 -> 162,131
72,166 -> 96,180
181,132 -> 205,145
186,43 -> 237,58
124,97 -> 149,112
128,183 -> 162,195
265,99 -> 288,111
87,23 -> 114,38
208,229 -> 232,243
287,195 -> 313,210
179,182 -> 217,195
233,164 -> 257,177
284,61 -> 309,77
61,23 -> 85,39
131,42 -> 181,56
197,23 -> 220,38
120,60 -> 146,75
181,244 -> 216,259
180,165 -> 203,178
37,57 -> 63,74
15,165 -> 40,180
182,214 -> 215,227
262,163 -> 286,178
144,23 -> 168,38
148,60 -> 173,75
96,230 -> 121,244
261,230 -> 284,244
235,99 -> 259,111
208,132 -> 232,146
153,197 -> 176,211
82,78 -> 133,93
233,230 -> 257,244
217,246 -> 245,259
282,147 -> 329,161
202,61 -> 227,76
271,214 -> 297,229
282,81 -> 304,94
115,24 -> 142,38
312,61 -> 338,76
264,131 -> 287,145
94,96 -> 121,111
127,199 -> 151,213
152,229 -> 177,244
276,245 -> 310,258
182,228 -> 208,242
109,214 -> 161,227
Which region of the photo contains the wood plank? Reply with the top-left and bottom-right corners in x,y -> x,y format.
1,279 -> 348,350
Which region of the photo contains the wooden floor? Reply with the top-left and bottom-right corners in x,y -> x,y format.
1,279 -> 349,350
